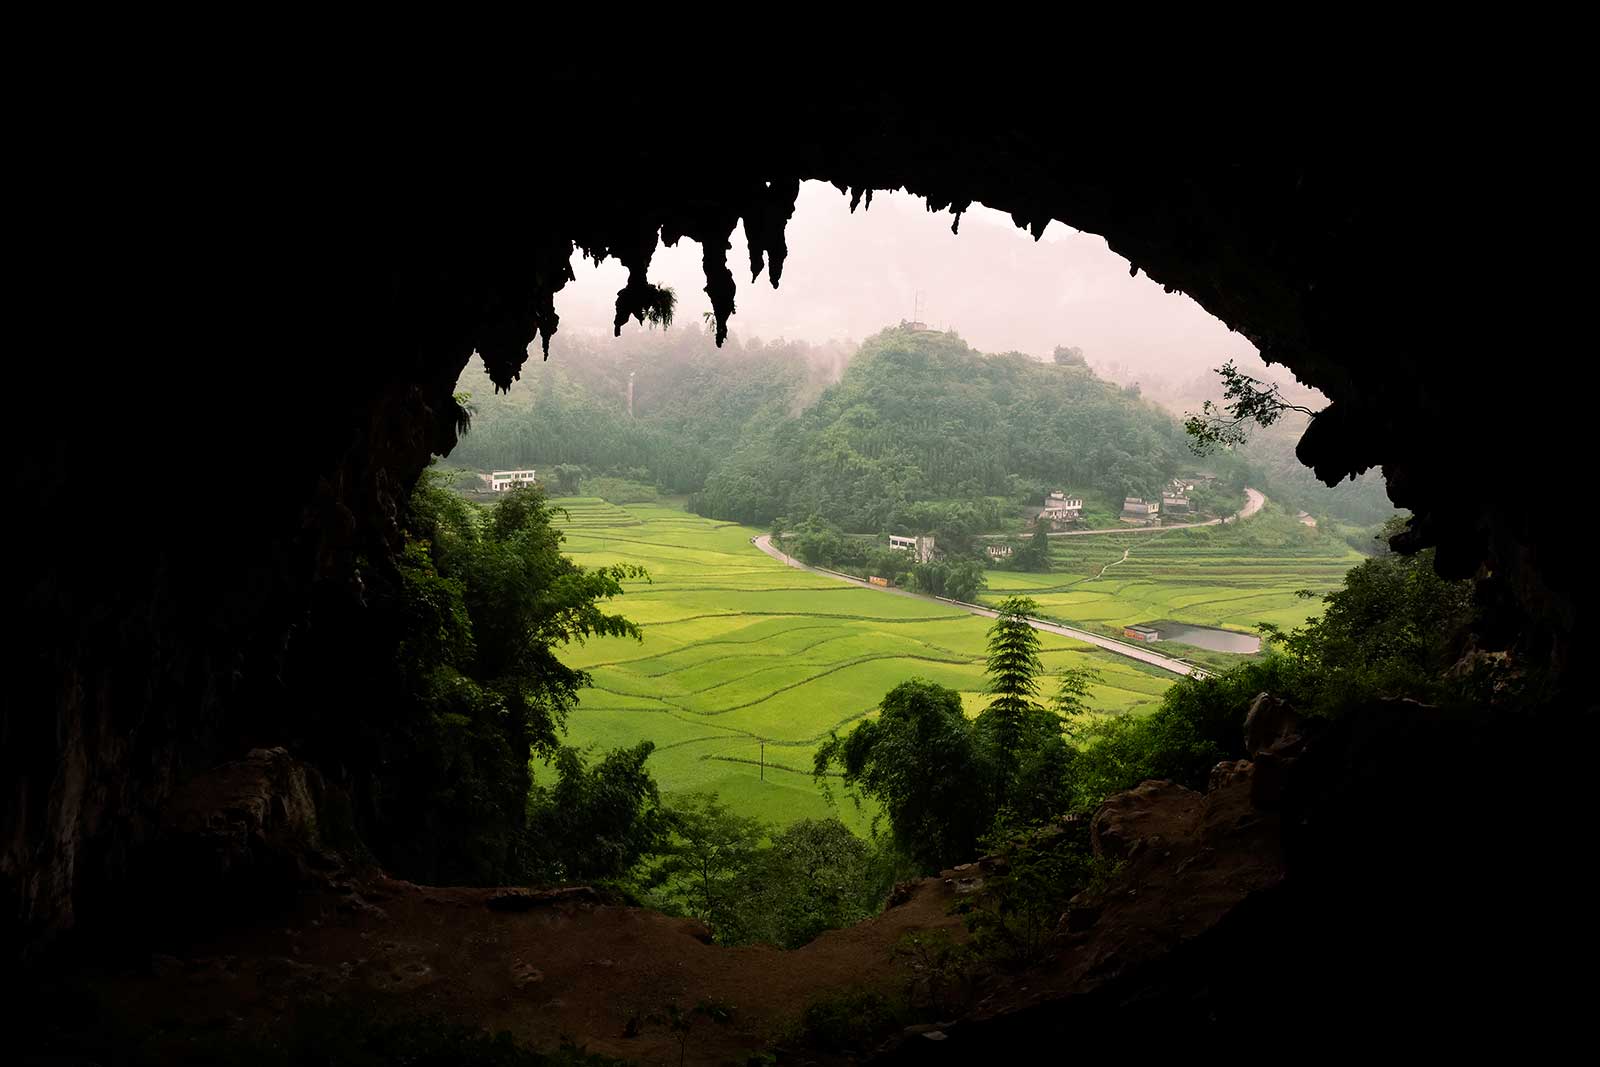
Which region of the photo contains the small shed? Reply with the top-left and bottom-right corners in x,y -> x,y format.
1124,624 -> 1161,642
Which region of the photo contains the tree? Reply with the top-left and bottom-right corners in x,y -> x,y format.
1011,522 -> 1052,572
1052,664 -> 1103,730
1257,517 -> 1479,711
1185,359 -> 1319,455
908,559 -> 987,602
525,741 -> 668,882
455,484 -> 646,755
646,793 -> 766,921
336,474 -> 650,885
814,680 -> 994,872
982,597 -> 1045,799
715,819 -> 893,948
549,463 -> 583,494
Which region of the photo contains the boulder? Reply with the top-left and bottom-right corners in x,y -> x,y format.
1242,694 -> 1308,809
1208,759 -> 1253,792
1244,693 -> 1302,758
1090,781 -> 1203,861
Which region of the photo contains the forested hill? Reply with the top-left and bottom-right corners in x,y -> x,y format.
692,327 -> 1194,528
449,324 -> 847,494
448,323 -> 1389,539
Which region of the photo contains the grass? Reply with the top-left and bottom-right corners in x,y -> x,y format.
981,504 -> 1360,637
545,500 -> 1171,832
547,498 -> 1357,831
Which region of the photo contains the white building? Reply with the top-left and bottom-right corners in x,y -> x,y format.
889,534 -> 936,564
489,469 -> 537,491
1040,490 -> 1083,524
986,544 -> 1014,560
1122,497 -> 1160,522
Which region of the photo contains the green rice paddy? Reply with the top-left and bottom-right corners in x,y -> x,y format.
545,499 -> 1361,829
545,500 -> 1174,831
981,507 -> 1362,638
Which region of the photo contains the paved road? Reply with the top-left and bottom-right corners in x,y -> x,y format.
750,535 -> 1212,680
982,487 -> 1267,538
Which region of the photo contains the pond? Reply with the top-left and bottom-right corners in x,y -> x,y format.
1157,623 -> 1261,654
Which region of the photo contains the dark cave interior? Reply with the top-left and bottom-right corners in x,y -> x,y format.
6,69 -> 1593,1052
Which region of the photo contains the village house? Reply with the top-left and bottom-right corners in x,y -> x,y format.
889,534 -> 937,564
1122,497 -> 1160,522
986,543 -> 1014,560
1124,624 -> 1161,642
1161,491 -> 1191,513
489,469 -> 537,491
1040,490 -> 1083,526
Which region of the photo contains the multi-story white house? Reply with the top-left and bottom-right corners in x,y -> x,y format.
1040,490 -> 1083,525
489,469 -> 537,491
889,534 -> 937,563
1122,497 -> 1160,522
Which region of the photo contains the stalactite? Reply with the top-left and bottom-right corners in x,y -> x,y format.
743,177 -> 800,288
611,223 -> 662,336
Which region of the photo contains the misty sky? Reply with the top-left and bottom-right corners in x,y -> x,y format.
557,181 -> 1264,390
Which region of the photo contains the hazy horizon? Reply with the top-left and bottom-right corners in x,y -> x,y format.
552,181 -> 1288,403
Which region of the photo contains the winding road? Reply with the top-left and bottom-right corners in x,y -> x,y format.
750,489 -> 1267,681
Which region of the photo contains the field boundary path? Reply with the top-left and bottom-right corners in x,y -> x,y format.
751,536 -> 1214,680
981,487 -> 1267,539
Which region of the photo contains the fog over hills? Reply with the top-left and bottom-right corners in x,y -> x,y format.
555,181 -> 1307,410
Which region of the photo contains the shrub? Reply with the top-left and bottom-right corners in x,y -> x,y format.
793,989 -> 901,1054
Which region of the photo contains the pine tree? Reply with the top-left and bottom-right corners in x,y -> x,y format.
983,596 -> 1044,800
1052,665 -> 1103,738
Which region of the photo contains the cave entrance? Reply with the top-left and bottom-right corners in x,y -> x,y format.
421,180 -> 1391,878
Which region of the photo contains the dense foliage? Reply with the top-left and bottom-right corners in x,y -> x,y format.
815,527 -> 1477,876
815,679 -> 996,871
450,323 -> 840,494
638,795 -> 896,949
1256,517 -> 1480,711
813,605 -> 1092,872
696,327 -> 1191,530
288,476 -> 661,886
1066,525 -> 1480,802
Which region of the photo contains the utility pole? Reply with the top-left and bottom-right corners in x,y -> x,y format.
760,741 -> 765,781
627,371 -> 635,417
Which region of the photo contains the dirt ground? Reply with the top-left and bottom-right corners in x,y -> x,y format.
45,875 -> 967,1065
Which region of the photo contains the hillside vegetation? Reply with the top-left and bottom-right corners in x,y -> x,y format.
449,324 -> 1394,542
694,328 -> 1196,529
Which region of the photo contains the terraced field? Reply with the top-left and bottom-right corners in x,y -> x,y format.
981,505 -> 1361,639
546,500 -> 1175,830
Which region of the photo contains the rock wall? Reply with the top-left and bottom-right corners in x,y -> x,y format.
875,695 -> 1596,1057
8,68 -> 1588,957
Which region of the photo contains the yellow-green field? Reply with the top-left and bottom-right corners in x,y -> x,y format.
981,507 -> 1361,637
547,500 -> 1174,830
